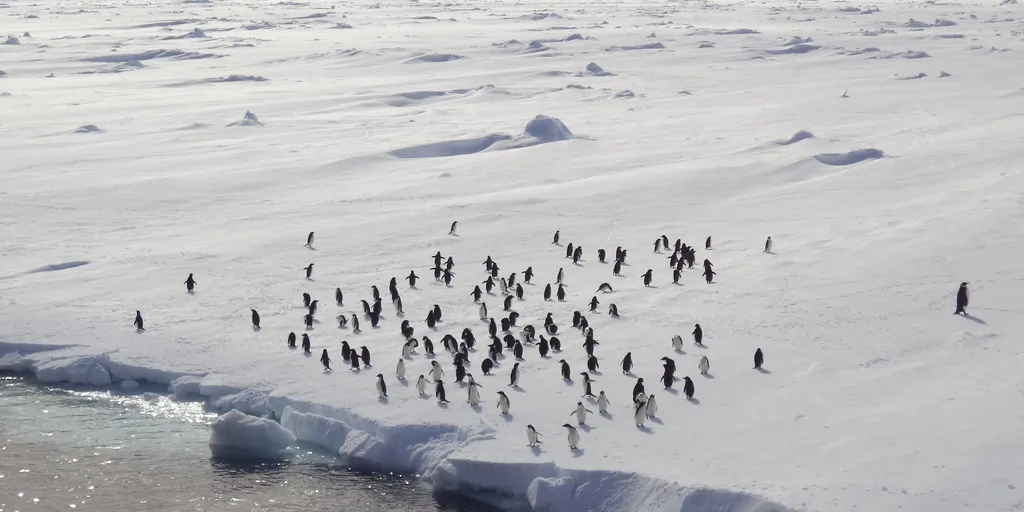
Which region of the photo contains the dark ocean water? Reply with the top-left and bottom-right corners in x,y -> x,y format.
0,374 -> 509,512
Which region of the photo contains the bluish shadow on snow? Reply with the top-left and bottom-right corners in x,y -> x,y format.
386,115 -> 575,159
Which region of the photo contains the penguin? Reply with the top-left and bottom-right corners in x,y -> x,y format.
526,424 -> 541,447
422,336 -> 435,356
482,277 -> 494,294
556,268 -> 564,284
462,328 -> 477,348
416,375 -> 428,396
432,304 -> 443,322
488,318 -> 498,338
376,374 -> 388,398
955,282 -> 969,315
303,263 -> 314,280
597,248 -> 606,263
498,277 -> 508,295
302,333 -> 311,353
754,348 -> 764,369
481,358 -> 494,375
435,379 -> 449,403
483,256 -> 494,272
397,358 -> 406,380
583,337 -> 599,357
669,252 -> 679,268
304,313 -> 314,329
351,314 -> 360,333
589,296 -> 599,313
341,340 -> 351,361
693,324 -> 703,346
454,362 -> 466,384
538,336 -> 550,357
505,334 -> 517,349
580,373 -> 597,397
371,298 -> 382,317
402,337 -> 416,358
309,300 -> 319,317
653,239 -> 661,253
571,402 -> 592,425
350,352 -> 361,370
393,296 -> 404,315
305,231 -> 315,247
321,349 -> 331,370
515,283 -> 524,300
361,300 -> 371,317
642,269 -> 653,287
543,283 -> 552,301
251,309 -> 260,329
613,260 -> 622,276
683,376 -> 695,399
633,396 -> 648,427
448,221 -> 458,236
133,310 -> 145,332
617,247 -> 628,264
471,286 -> 483,303
556,284 -> 566,302
508,311 -> 519,328
432,265 -> 443,281
497,391 -> 510,415
426,310 -> 436,329
572,246 -> 583,265
513,340 -> 524,360
552,230 -> 560,245
699,356 -> 710,375
705,236 -> 712,250
498,295 -> 510,312
430,360 -> 445,381
406,271 -> 419,288
566,243 -> 574,259
508,272 -> 517,289
596,282 -> 613,293
287,332 -> 296,348
672,334 -> 684,352
674,239 -> 682,254
702,266 -> 716,284
587,355 -> 600,373
360,346 -> 371,368
184,273 -> 196,293
389,277 -> 399,299
632,378 -> 645,403
442,268 -> 455,287
562,424 -> 580,450
335,287 -> 344,305
764,236 -> 772,253
572,311 -> 581,328
523,267 -> 534,284
661,356 -> 676,377
672,268 -> 681,284
621,352 -> 633,374
597,390 -> 611,415
661,369 -> 673,390
645,394 -> 658,419
559,359 -> 571,380
550,336 -> 561,352
491,264 -> 500,279
372,285 -> 381,302
467,381 -> 482,405
608,304 -> 619,318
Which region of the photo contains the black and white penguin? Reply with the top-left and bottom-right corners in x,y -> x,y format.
642,269 -> 653,287
406,271 -> 419,288
566,243 -> 574,259
559,359 -> 571,380
634,396 -> 648,428
341,340 -> 351,361
350,352 -> 361,370
556,268 -> 564,285
572,246 -> 583,265
693,324 -> 703,346
482,276 -> 494,294
527,425 -> 541,447
481,358 -> 494,375
501,317 -> 511,332
543,283 -> 552,301
184,273 -> 197,293
393,296 -> 404,315
305,231 -> 315,247
402,337 -> 416,358
426,310 -> 436,329
515,283 -> 524,300
466,380 -> 482,405
416,375 -> 428,396
508,272 -> 517,289
430,360 -> 445,381
454,362 -> 466,384
303,263 -> 314,280
321,349 -> 331,370
483,256 -> 494,272
596,283 -> 613,293
396,358 -> 406,380
632,378 -> 645,403
287,332 -> 297,348
134,310 -> 145,332
550,336 -> 561,352
764,236 -> 772,253
572,311 -> 581,328
361,300 -> 371,317
645,394 -> 658,420
552,230 -> 560,245
371,285 -> 381,302
580,373 -> 596,397
669,252 -> 679,268
653,239 -> 661,253
508,362 -> 520,387
448,221 -> 458,236
588,296 -> 599,313
754,348 -> 764,369
661,357 -> 676,377
572,401 -> 592,425
671,334 -> 684,352
621,352 -> 633,374
422,336 -> 435,356
613,260 -> 622,276
432,304 -> 443,322
955,282 -> 969,315
471,286 -> 483,303
597,248 -> 606,263
309,300 -> 319,317
351,314 -> 360,333
335,287 -> 344,305
508,312 -> 519,328
371,298 -> 382,317
705,236 -> 712,250
702,264 -> 716,284
389,277 -> 399,299
672,268 -> 681,284
445,257 -> 455,272
683,376 -> 695,399
538,336 -> 550,357
513,340 -> 524,360
376,374 -> 388,398
462,328 -> 476,348
586,355 -> 599,373
583,337 -> 599,357
435,379 -> 449,404
442,268 -> 455,287
360,346 -> 371,368
304,313 -> 314,329
608,304 -> 619,318
251,309 -> 260,329
302,333 -> 311,353
556,284 -> 566,302
562,424 -> 580,450
497,391 -> 510,415
699,356 -> 710,375
489,318 -> 498,337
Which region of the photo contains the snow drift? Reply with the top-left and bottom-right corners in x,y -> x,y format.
208,409 -> 297,459
387,115 -> 573,158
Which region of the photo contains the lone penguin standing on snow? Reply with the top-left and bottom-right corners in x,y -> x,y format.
527,425 -> 541,447
705,236 -> 712,250
955,282 -> 969,315
693,324 -> 703,346
305,231 -> 315,247
133,311 -> 145,332
562,424 -> 580,450
683,376 -> 695,400
320,349 -> 331,370
621,352 -> 633,374
448,221 -> 458,236
497,391 -> 511,415
552,230 -> 560,245
303,263 -> 314,280
754,348 -> 764,369
764,236 -> 772,253
376,374 -> 388,398
251,309 -> 260,329
699,356 -> 710,375
642,269 -> 653,287
184,273 -> 197,293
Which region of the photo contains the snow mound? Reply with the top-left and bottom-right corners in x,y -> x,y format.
527,476 -> 576,510
36,354 -> 112,385
897,72 -> 928,80
4,36 -> 20,45
766,44 -> 821,55
208,409 -> 296,459
933,19 -> 957,27
902,18 -> 932,28
384,88 -> 471,107
208,74 -> 268,83
79,60 -> 146,74
405,53 -> 464,63
523,12 -> 564,21
613,90 -> 636,99
777,130 -> 815,145
387,115 -> 572,159
813,148 -> 884,165
934,34 -> 965,39
698,42 -> 714,48
75,125 -> 103,133
606,42 -> 665,51
83,49 -> 222,63
781,36 -> 813,46
524,115 -> 573,141
939,71 -> 952,77
228,110 -> 264,127
241,21 -> 276,30
716,28 -> 759,35
879,50 -> 931,59
0,70 -> 6,76
332,23 -> 353,29
578,62 -> 614,76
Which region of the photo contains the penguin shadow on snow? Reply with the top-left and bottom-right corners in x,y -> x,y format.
601,411 -> 614,420
960,314 -> 988,325
399,378 -> 409,386
511,385 -> 526,393
530,445 -> 542,456
501,413 -> 514,422
470,404 -> 482,413
702,373 -> 715,379
252,326 -> 261,332
379,396 -> 389,404
304,352 -> 312,358
438,402 -> 449,409
665,387 -> 680,395
649,417 -> 663,425
637,425 -> 654,434
578,424 -> 593,433
756,367 -> 771,374
688,397 -> 702,405
571,448 -> 586,457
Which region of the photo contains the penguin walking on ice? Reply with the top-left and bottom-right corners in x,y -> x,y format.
481,358 -> 494,375
646,394 -> 658,419
430,360 -> 445,381
754,348 -> 764,369
350,352 -> 361,370
556,268 -> 564,284
251,309 -> 260,329
523,267 -> 534,284
334,288 -> 344,306
305,231 -> 315,247
513,340 -> 524,360
653,239 -> 661,253
597,391 -> 610,414
406,271 -> 419,288
426,310 -> 437,329
483,256 -> 494,272
764,236 -> 772,253
309,300 -> 319,317
435,379 -> 449,404
483,277 -> 494,294
559,359 -> 571,381
527,425 -> 541,447
632,378 -> 645,404
538,337 -> 550,358
497,391 -> 510,414
402,337 -> 416,358
572,246 -> 583,265
702,263 -> 716,284
955,282 -> 969,315
416,375 -> 428,396
544,284 -> 552,301
351,314 -> 361,333
661,356 -> 677,377
580,373 -> 597,398
478,302 -> 488,321
303,292 -> 312,308
550,337 -> 562,352
372,285 -> 381,303
672,268 -> 681,285
397,358 -> 406,380
376,374 -> 388,399
705,236 -> 712,250
471,286 -> 483,303
303,263 -> 314,280
672,335 -> 684,352
394,296 -> 404,315
598,249 -> 606,263
341,340 -> 351,361
556,284 -> 566,302
467,381 -> 482,405
321,349 -> 331,370
287,332 -> 296,348
515,283 -> 524,300
304,313 -> 314,330
699,356 -> 710,375
683,376 -> 695,400
586,355 -> 599,374
621,352 -> 633,374
642,269 -> 653,287
509,362 -> 520,387
634,396 -> 648,428
693,324 -> 704,346
571,402 -> 593,426
596,283 -> 613,293
302,333 -> 311,353
360,346 -> 372,368
184,273 -> 197,293
442,268 -> 455,287
134,311 -> 145,332
448,221 -> 458,236
583,337 -> 599,357
589,296 -> 599,313
566,243 -> 574,259
562,424 -> 580,450
552,230 -> 560,245
503,295 -> 513,311
608,304 -> 619,318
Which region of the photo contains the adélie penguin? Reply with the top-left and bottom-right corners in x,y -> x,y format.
597,391 -> 610,414
955,282 -> 969,315
134,310 -> 145,332
754,348 -> 764,369
360,346 -> 371,368
580,373 -> 596,397
497,391 -> 510,415
699,356 -> 710,375
376,374 -> 388,399
448,221 -> 458,236
184,273 -> 196,293
320,349 -> 331,370
527,425 -> 541,447
558,359 -> 571,381
645,394 -> 658,419
571,401 -> 593,426
671,334 -> 684,352
509,362 -> 520,387
683,376 -> 695,400
305,231 -> 315,247
562,424 -> 580,450
467,381 -> 482,405
416,375 -> 428,396
620,352 -> 633,374
303,263 -> 314,280
396,358 -> 406,380
632,378 -> 645,403
634,396 -> 648,427
251,309 -> 260,329
435,379 -> 449,404
764,236 -> 772,253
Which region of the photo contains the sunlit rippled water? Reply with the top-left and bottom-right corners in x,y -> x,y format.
0,374 -> 509,512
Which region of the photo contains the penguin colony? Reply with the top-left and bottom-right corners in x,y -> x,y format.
138,228 -> 973,452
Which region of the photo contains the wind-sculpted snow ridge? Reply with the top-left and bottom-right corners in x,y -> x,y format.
82,49 -> 222,63
386,115 -> 573,158
0,346 -> 793,512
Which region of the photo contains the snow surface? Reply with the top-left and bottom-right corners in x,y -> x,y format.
2,0 -> 1024,510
